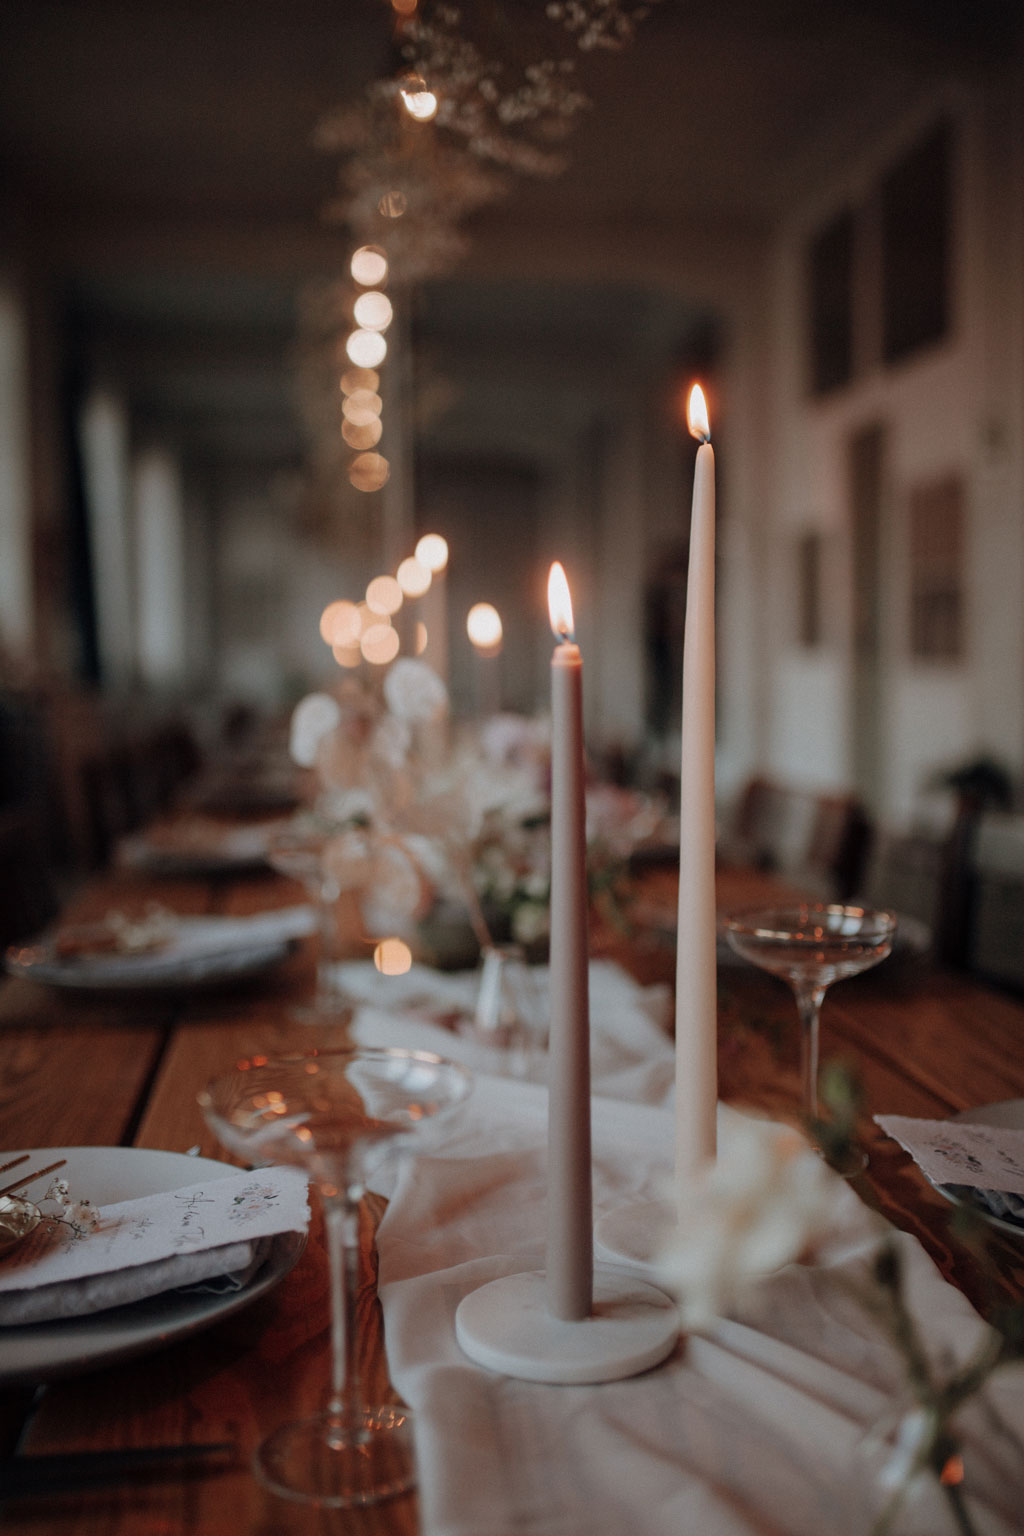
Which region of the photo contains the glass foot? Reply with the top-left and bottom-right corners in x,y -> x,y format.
820,1142 -> 869,1179
288,999 -> 354,1033
254,1405 -> 415,1507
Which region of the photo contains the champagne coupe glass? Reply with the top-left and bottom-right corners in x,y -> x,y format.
199,1046 -> 472,1507
268,815 -> 352,1026
723,904 -> 897,1174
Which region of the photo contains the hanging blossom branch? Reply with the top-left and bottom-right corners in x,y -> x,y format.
313,0 -> 661,283
399,5 -> 589,178
546,0 -> 661,51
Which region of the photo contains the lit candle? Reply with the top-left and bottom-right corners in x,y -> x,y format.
466,602 -> 503,717
546,561 -> 593,1321
676,384 -> 718,1182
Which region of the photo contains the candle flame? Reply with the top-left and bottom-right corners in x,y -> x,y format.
547,562 -> 575,641
687,384 -> 711,443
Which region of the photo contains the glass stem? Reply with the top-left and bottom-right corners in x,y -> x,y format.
315,877 -> 341,1008
321,1188 -> 363,1432
794,983 -> 827,1123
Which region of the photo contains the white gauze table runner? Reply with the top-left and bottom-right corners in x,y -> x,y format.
341,959 -> 1024,1536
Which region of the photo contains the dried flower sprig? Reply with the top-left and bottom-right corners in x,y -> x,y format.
40,1178 -> 100,1239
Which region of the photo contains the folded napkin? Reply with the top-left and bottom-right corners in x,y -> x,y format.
37,906 -> 316,985
335,957 -> 676,1107
0,1166 -> 308,1324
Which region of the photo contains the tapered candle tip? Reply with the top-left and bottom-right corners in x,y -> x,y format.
687,384 -> 711,444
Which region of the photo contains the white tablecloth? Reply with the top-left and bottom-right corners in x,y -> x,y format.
341,959 -> 1024,1536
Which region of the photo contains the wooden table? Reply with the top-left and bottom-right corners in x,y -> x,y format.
2,854 -> 1023,1535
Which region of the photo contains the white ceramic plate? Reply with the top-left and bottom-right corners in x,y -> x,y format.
0,1147 -> 305,1382
117,823 -> 281,877
935,1100 -> 1024,1238
4,919 -> 297,992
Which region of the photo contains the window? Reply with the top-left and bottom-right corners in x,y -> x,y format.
807,211 -> 854,394
881,122 -> 952,363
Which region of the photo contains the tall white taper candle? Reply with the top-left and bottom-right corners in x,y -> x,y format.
546,561 -> 593,1321
675,385 -> 718,1185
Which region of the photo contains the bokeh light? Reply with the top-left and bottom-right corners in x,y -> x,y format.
466,602 -> 503,651
319,599 -> 362,648
396,556 -> 432,597
342,389 -> 382,426
415,621 -> 428,655
353,291 -> 393,332
366,574 -> 403,616
350,246 -> 388,287
342,418 -> 382,450
340,366 -> 379,396
332,643 -> 362,669
373,937 -> 413,975
360,622 -> 400,665
415,532 -> 449,572
349,452 -> 390,492
346,329 -> 388,368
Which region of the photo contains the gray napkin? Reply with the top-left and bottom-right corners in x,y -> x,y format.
0,1237 -> 270,1325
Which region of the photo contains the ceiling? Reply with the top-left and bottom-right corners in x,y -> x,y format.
1,0 -> 1020,474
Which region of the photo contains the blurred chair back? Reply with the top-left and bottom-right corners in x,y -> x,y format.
0,802 -> 60,947
860,828 -> 946,930
965,813 -> 1024,994
720,774 -> 870,900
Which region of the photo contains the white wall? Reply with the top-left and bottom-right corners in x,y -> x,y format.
0,280 -> 33,664
79,388 -> 136,688
744,68 -> 1024,825
134,446 -> 189,689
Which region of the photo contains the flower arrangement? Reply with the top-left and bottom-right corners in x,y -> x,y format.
287,662 -> 656,962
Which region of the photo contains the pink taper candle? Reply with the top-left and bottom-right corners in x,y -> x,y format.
676,385 -> 718,1182
546,561 -> 593,1321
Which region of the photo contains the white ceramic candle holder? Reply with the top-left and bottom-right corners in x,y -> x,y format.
454,1266 -> 678,1385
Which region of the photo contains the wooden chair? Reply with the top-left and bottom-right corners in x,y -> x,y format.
0,801 -> 60,947
720,774 -> 870,900
965,812 -> 1024,993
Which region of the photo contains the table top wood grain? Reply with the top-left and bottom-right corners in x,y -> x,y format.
2,853 -> 1022,1535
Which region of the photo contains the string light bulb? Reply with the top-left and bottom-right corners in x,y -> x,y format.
415,533 -> 449,572
399,73 -> 439,122
350,246 -> 388,287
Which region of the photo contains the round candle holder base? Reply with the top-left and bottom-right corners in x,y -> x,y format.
454,1267 -> 678,1384
593,1198 -> 675,1274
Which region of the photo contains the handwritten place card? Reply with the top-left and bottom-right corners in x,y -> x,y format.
874,1115 -> 1024,1194
0,1166 -> 309,1292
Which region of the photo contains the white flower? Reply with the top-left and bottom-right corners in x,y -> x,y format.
371,714 -> 413,773
511,900 -> 549,946
289,692 -> 342,767
383,657 -> 449,724
656,1115 -> 837,1332
67,1200 -> 99,1233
